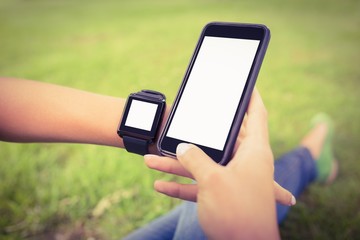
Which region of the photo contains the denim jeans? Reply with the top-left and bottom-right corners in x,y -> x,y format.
124,147 -> 317,240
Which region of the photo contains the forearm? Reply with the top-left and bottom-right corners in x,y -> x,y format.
208,171 -> 278,239
233,169 -> 279,239
0,78 -> 125,148
231,151 -> 279,239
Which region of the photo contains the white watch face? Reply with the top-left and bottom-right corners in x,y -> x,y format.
125,99 -> 158,131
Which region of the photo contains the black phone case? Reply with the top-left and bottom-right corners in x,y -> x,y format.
158,22 -> 270,165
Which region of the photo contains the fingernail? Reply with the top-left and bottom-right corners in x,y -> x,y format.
290,195 -> 296,206
176,143 -> 191,156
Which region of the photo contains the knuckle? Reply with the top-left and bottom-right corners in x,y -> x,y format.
200,170 -> 223,185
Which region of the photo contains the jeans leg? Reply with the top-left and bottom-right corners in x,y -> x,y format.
123,204 -> 183,240
171,147 -> 318,239
275,146 -> 317,223
173,201 -> 206,240
126,146 -> 317,239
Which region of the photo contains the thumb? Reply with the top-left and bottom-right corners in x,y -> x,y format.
176,143 -> 220,181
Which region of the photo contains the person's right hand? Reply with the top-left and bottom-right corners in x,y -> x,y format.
146,89 -> 283,239
145,89 -> 296,207
145,155 -> 294,206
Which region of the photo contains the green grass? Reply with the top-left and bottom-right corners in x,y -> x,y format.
0,0 -> 359,239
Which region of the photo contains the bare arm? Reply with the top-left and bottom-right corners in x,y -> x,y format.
0,78 -> 125,148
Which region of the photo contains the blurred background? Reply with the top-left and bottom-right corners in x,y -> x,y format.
0,0 -> 359,239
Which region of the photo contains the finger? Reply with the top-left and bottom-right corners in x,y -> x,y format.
246,88 -> 269,142
144,154 -> 193,179
239,113 -> 248,139
154,180 -> 198,202
233,136 -> 241,157
232,111 -> 247,156
274,181 -> 296,206
176,143 -> 220,181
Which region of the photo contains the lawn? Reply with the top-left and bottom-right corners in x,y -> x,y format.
0,0 -> 359,239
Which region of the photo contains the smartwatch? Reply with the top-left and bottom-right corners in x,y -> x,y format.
117,90 -> 166,155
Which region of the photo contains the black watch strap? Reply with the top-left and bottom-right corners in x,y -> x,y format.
122,136 -> 149,155
119,89 -> 166,156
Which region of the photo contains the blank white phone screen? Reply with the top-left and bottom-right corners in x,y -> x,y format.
167,36 -> 260,150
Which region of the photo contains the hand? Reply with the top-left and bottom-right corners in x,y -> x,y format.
145,89 -> 283,239
145,90 -> 296,207
145,154 -> 294,206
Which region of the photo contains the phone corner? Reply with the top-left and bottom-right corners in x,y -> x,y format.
156,140 -> 164,156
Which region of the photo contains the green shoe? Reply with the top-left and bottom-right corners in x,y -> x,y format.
310,113 -> 337,183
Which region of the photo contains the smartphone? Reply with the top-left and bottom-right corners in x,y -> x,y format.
158,22 -> 270,165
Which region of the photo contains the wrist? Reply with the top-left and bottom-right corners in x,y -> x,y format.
117,90 -> 166,155
149,104 -> 170,155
